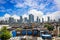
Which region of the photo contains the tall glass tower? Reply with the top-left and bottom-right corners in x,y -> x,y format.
48,16 -> 50,22
24,17 -> 28,23
42,18 -> 44,23
29,14 -> 34,23
9,17 -> 15,23
20,16 -> 23,23
36,16 -> 40,23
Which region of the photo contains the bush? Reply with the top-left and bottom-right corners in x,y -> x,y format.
58,34 -> 60,37
44,24 -> 54,31
0,26 -> 12,40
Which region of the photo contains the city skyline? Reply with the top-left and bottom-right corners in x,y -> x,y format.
0,0 -> 60,21
0,14 -> 60,24
0,13 -> 60,22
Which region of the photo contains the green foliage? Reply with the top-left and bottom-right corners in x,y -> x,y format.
1,26 -> 7,32
0,26 -> 12,40
0,31 -> 1,38
44,24 -> 50,28
44,24 -> 54,31
58,34 -> 60,37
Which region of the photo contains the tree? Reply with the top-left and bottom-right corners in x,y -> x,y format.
0,31 -> 1,39
0,26 -> 12,40
44,24 -> 54,31
58,34 -> 60,37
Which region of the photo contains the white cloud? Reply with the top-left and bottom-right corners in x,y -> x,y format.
27,9 -> 60,22
4,13 -> 11,18
20,9 -> 60,22
43,11 -> 60,21
14,0 -> 37,8
15,3 -> 25,8
0,10 -> 60,22
54,0 -> 60,10
21,9 -> 43,22
0,17 -> 4,21
14,0 -> 46,10
0,6 -> 5,9
12,14 -> 20,19
39,4 -> 46,10
3,13 -> 11,20
10,0 -> 16,4
24,0 -> 37,7
0,10 -> 5,12
0,6 -> 5,12
22,14 -> 28,22
0,0 -> 6,4
13,0 -> 58,14
28,9 -> 43,21
50,11 -> 60,21
0,13 -> 20,21
22,14 -> 28,19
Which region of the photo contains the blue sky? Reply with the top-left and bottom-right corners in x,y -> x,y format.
0,0 -> 60,17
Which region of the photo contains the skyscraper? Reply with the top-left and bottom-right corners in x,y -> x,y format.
9,17 -> 15,23
36,16 -> 40,23
59,19 -> 60,22
42,18 -> 44,23
24,17 -> 28,23
29,14 -> 34,23
39,19 -> 40,23
20,16 -> 23,23
48,16 -> 50,22
36,17 -> 39,23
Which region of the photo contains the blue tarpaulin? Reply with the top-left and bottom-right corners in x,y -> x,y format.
33,30 -> 38,36
27,30 -> 32,35
41,34 -> 52,39
12,30 -> 16,37
22,30 -> 26,35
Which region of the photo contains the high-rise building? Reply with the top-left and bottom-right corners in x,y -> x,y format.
36,17 -> 39,23
48,16 -> 50,22
9,17 -> 15,23
17,19 -> 20,23
53,19 -> 56,22
39,19 -> 40,23
24,17 -> 28,23
59,19 -> 60,22
20,16 -> 23,23
29,14 -> 34,23
42,18 -> 44,23
36,17 -> 40,23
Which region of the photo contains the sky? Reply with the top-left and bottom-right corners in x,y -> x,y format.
0,0 -> 60,21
